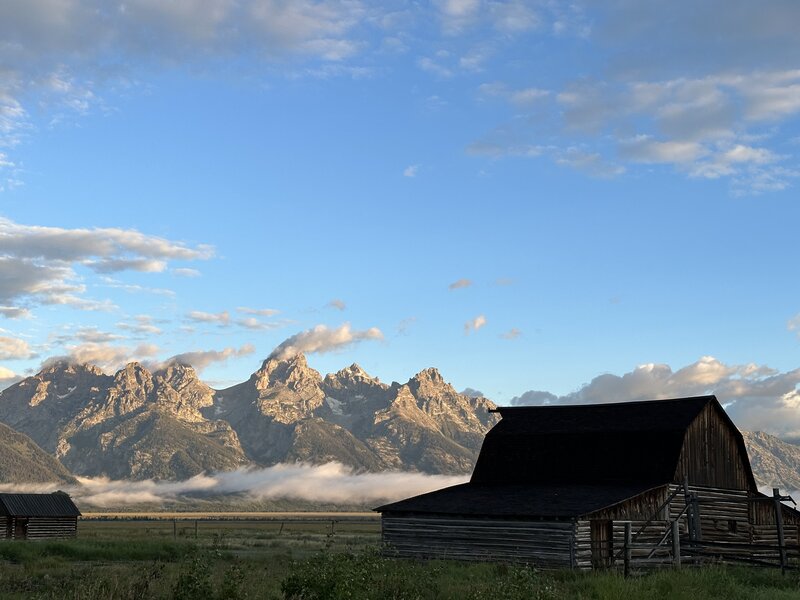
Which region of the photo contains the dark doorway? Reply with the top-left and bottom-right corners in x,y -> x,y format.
590,520 -> 613,568
14,518 -> 28,540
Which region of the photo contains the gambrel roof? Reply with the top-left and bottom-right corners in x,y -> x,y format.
377,395 -> 757,517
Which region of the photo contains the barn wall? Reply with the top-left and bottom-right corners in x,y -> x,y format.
26,517 -> 78,540
667,484 -> 751,544
576,484 -> 756,569
674,404 -> 751,490
381,515 -> 575,567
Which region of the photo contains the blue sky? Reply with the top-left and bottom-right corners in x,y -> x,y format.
2,0 -> 800,435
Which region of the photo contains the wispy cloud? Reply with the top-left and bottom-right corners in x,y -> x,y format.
161,344 -> 256,372
448,278 -> 472,290
327,299 -> 346,311
403,164 -> 419,177
464,314 -> 486,334
500,328 -> 521,340
269,322 -> 383,360
172,267 -> 201,278
117,315 -> 163,336
187,310 -> 231,326
237,306 -> 280,317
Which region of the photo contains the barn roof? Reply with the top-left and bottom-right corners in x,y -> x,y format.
376,482 -> 664,518
471,395 -> 720,486
0,493 -> 81,517
377,395 -> 757,516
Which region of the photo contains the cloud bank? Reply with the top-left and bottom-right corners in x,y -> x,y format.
0,218 -> 212,317
511,356 -> 800,438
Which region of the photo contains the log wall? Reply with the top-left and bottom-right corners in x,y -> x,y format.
3,517 -> 78,540
381,515 -> 575,567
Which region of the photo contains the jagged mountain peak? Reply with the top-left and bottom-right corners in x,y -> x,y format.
411,367 -> 445,383
38,360 -> 105,378
328,363 -> 376,384
252,352 -> 321,393
153,363 -> 206,395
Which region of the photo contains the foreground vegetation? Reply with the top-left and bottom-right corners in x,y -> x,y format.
1,518 -> 800,599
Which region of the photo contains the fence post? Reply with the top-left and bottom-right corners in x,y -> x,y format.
173,518 -> 177,540
671,520 -> 681,569
774,488 -> 787,573
194,520 -> 198,539
624,522 -> 632,578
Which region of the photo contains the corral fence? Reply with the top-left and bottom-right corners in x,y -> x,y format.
617,486 -> 800,575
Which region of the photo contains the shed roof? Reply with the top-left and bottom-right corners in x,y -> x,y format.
376,482 -> 664,518
0,493 -> 81,517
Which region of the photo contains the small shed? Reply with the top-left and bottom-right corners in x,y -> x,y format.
376,395 -> 800,569
0,492 -> 81,540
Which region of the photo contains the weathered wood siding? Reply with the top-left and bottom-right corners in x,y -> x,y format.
381,515 -> 575,567
667,484 -> 751,544
26,517 -> 78,540
673,404 -> 751,490
4,516 -> 77,540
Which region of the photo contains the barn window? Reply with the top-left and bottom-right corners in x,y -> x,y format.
728,520 -> 738,533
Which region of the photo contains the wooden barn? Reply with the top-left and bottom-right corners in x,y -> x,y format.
0,492 -> 81,540
376,395 -> 800,569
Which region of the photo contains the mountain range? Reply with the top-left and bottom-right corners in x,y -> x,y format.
0,354 -> 496,481
0,355 -> 799,495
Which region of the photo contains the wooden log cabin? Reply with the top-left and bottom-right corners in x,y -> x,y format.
376,395 -> 800,569
0,492 -> 81,540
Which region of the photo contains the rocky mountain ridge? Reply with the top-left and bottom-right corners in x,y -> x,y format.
0,355 -> 498,480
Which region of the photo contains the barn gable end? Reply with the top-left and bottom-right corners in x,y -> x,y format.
674,401 -> 756,490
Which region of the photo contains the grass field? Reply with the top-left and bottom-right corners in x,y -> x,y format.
1,515 -> 800,599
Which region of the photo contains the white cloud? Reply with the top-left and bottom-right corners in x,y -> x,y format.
187,310 -> 231,326
403,164 -> 419,177
237,306 -> 280,317
117,315 -> 163,336
510,356 -> 800,438
500,328 -> 521,340
162,344 -> 255,372
620,136 -> 707,165
464,314 -> 486,334
42,342 -> 161,373
172,267 -> 201,277
417,56 -> 453,78
269,322 -> 383,360
0,336 -> 35,359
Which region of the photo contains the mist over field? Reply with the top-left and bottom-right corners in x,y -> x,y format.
0,462 -> 469,508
